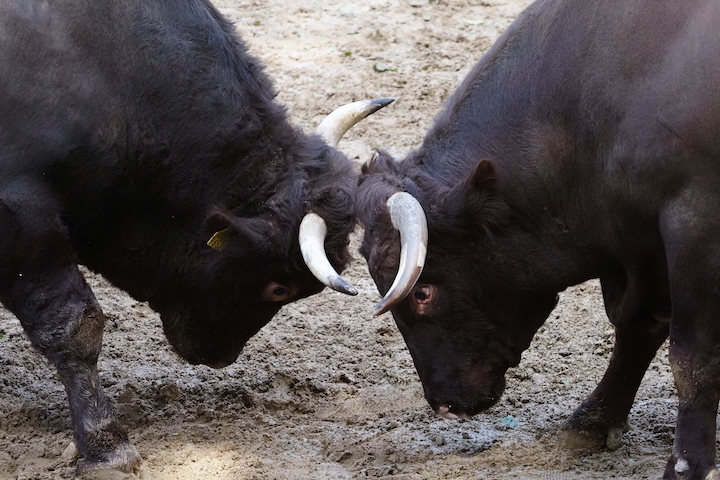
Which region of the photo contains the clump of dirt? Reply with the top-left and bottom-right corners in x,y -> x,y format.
0,0 -> 676,479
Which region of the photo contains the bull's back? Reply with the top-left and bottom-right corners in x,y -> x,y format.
0,0 -> 240,177
0,0 -> 116,172
529,0 -> 720,248
416,0 -> 720,260
581,0 -> 720,230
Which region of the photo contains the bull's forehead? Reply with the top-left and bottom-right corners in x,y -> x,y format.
362,227 -> 401,289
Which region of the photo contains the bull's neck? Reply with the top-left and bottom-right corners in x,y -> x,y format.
412,129 -> 606,295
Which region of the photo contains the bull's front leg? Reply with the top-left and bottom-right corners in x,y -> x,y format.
5,267 -> 142,475
563,311 -> 668,449
663,318 -> 720,480
563,274 -> 669,450
660,210 -> 720,480
0,194 -> 141,475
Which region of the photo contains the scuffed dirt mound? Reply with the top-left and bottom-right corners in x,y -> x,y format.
1,0 -> 678,479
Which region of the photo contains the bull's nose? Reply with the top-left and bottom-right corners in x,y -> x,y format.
436,405 -> 469,420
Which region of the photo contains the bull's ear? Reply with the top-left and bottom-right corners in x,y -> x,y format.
466,159 -> 497,205
464,159 -> 505,230
361,149 -> 399,176
204,209 -> 273,253
442,159 -> 500,229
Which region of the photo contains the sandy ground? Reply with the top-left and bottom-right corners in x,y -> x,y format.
0,0 -> 682,478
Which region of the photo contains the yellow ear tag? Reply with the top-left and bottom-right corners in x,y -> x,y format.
207,227 -> 232,252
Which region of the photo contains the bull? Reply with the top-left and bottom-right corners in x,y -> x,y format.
356,0 -> 720,478
0,0 -> 390,475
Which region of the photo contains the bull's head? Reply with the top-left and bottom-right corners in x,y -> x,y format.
156,99 -> 393,369
356,150 -> 559,418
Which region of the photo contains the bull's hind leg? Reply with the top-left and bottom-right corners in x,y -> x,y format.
563,273 -> 669,450
0,191 -> 141,474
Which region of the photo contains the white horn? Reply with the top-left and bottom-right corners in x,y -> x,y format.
316,98 -> 394,147
299,213 -> 358,296
373,192 -> 428,315
300,98 -> 393,295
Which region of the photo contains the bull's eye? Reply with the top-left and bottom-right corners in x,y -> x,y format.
413,285 -> 433,304
263,282 -> 293,302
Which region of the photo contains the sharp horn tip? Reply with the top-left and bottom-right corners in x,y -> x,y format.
331,277 -> 358,296
368,97 -> 395,112
373,97 -> 395,106
342,286 -> 359,296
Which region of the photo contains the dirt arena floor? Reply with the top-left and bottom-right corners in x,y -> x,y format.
1,0 -> 681,478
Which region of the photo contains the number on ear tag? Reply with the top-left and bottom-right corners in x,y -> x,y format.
207,227 -> 232,251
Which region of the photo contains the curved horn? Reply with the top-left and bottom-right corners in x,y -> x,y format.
373,192 -> 428,316
316,98 -> 394,147
299,213 -> 358,296
300,97 -> 393,296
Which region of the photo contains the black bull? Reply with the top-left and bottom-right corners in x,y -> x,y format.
0,0 -> 391,475
356,0 -> 720,479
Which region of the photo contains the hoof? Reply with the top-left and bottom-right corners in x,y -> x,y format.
605,427 -> 624,451
80,467 -> 142,480
76,442 -> 143,478
558,425 -> 624,451
557,428 -> 606,450
663,458 -> 720,480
